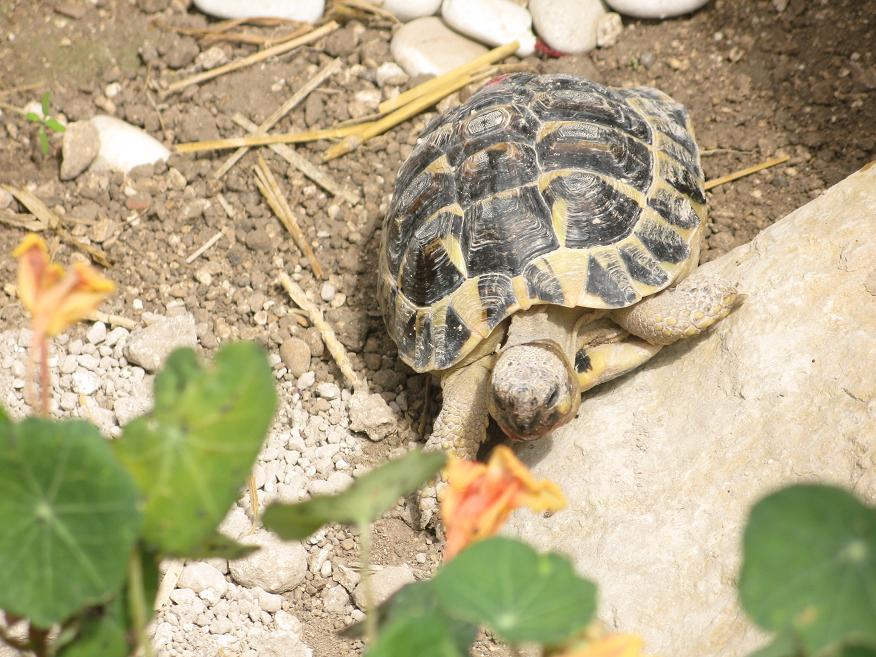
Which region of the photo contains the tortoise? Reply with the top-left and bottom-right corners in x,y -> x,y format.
378,72 -> 739,466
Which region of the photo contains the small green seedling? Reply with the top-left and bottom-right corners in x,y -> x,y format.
26,92 -> 66,156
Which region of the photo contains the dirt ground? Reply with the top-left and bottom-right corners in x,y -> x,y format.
0,0 -> 873,655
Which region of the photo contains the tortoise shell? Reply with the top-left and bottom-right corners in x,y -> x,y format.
379,73 -> 706,373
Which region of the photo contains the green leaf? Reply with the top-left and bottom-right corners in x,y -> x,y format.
739,484 -> 876,654
747,633 -> 799,657
40,91 -> 52,116
38,128 -> 49,155
432,537 -> 596,645
57,598 -> 128,657
0,418 -> 141,627
343,581 -> 477,652
26,111 -> 41,123
114,343 -> 276,555
264,449 -> 445,539
365,613 -> 468,657
45,117 -> 66,133
838,645 -> 876,657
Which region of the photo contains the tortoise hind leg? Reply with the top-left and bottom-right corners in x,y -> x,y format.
613,273 -> 740,346
418,359 -> 492,529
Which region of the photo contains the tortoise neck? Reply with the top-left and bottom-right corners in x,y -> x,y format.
504,306 -> 578,358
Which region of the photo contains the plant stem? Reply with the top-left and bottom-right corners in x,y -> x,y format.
358,520 -> 377,647
27,625 -> 49,657
38,334 -> 50,416
128,547 -> 155,657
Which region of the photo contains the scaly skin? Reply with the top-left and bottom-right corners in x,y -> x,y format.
613,273 -> 740,346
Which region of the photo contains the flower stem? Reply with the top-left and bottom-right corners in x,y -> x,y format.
128,547 -> 155,657
358,520 -> 377,646
38,334 -> 50,416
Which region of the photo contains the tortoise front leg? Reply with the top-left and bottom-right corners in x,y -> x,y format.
613,273 -> 740,346
418,359 -> 492,528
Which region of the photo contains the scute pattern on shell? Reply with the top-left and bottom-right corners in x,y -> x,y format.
379,73 -> 706,373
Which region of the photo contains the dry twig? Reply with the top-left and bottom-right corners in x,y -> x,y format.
277,273 -> 367,393
253,156 -> 325,279
215,58 -> 343,179
233,114 -> 358,204
377,40 -> 520,115
323,73 -> 475,160
704,155 -> 790,191
2,185 -> 111,266
176,124 -> 361,154
163,21 -> 337,95
186,231 -> 225,263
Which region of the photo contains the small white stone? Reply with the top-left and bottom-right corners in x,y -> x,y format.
391,16 -> 488,77
178,562 -> 228,596
124,313 -> 198,372
192,0 -> 325,22
604,0 -> 709,19
415,552 -> 427,564
258,590 -> 283,613
195,45 -> 228,70
352,565 -> 415,609
530,0 -> 607,54
319,282 -> 336,302
381,0 -> 441,21
597,12 -> 623,47
86,321 -> 108,344
376,62 -> 409,87
169,588 -> 198,606
104,327 -> 129,347
316,382 -> 340,400
228,530 -> 308,593
441,0 -> 536,56
88,115 -> 170,175
297,371 -> 316,389
72,368 -> 100,395
308,472 -> 354,496
322,585 -> 349,614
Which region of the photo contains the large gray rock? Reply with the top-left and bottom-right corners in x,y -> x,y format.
507,164 -> 876,657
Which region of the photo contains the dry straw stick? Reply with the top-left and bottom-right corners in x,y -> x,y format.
176,124 -> 362,154
323,73 -> 475,160
704,155 -> 790,191
377,40 -> 520,115
214,58 -> 343,179
164,21 -> 338,95
277,273 -> 368,394
233,114 -> 358,204
253,156 -> 325,279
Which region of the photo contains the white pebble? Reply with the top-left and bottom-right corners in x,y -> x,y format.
297,371 -> 316,389
381,0 -> 441,21
530,0 -> 607,54
391,16 -> 488,77
441,0 -> 536,56
604,0 -> 710,19
86,321 -> 107,344
192,0 -> 325,22
319,282 -> 336,302
88,115 -> 170,175
72,368 -> 100,395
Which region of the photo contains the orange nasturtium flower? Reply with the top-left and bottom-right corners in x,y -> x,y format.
439,445 -> 566,559
552,634 -> 652,657
13,233 -> 115,337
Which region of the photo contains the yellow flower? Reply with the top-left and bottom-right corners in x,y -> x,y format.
439,445 -> 566,559
552,634 -> 651,657
13,234 -> 115,337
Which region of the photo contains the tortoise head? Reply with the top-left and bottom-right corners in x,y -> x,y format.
488,340 -> 581,440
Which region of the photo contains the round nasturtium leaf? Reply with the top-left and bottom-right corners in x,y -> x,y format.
0,416 -> 141,628
365,612 -> 468,657
114,343 -> 276,555
433,537 -> 597,645
739,484 -> 876,653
